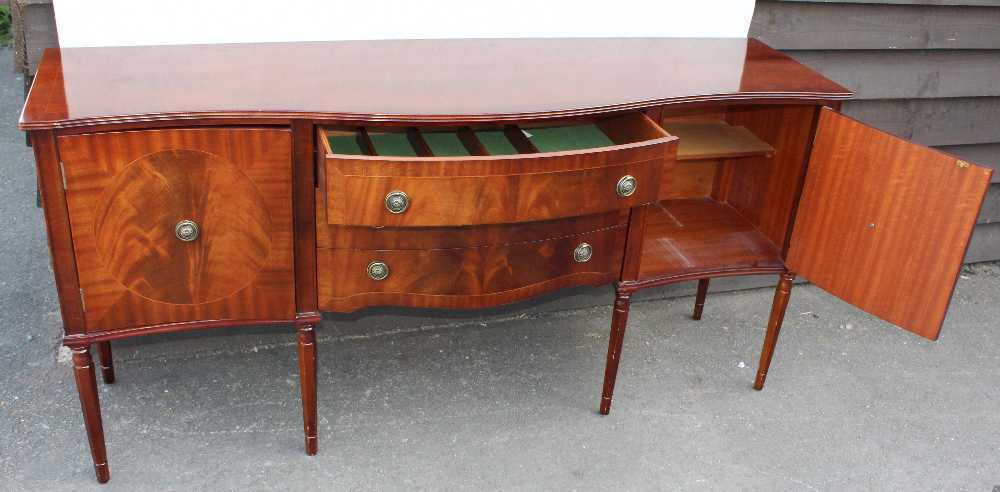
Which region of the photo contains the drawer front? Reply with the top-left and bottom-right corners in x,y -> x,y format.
326,156 -> 664,227
322,114 -> 676,227
58,128 -> 296,332
317,223 -> 626,312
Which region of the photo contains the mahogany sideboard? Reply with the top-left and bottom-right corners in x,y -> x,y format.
19,38 -> 992,483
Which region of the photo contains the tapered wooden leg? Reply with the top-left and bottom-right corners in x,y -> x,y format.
692,278 -> 710,320
754,272 -> 795,391
297,324 -> 318,455
600,289 -> 632,415
97,342 -> 115,384
72,346 -> 110,483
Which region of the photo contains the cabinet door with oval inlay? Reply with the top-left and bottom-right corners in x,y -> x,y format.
58,128 -> 295,333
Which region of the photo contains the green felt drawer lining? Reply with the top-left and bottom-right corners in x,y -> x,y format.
526,124 -> 615,152
369,132 -> 417,157
423,132 -> 471,157
474,130 -> 519,155
327,124 -> 614,157
327,134 -> 365,155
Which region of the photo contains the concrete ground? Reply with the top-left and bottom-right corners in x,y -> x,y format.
2,47 -> 999,490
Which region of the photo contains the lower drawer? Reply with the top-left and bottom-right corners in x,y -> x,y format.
318,224 -> 626,312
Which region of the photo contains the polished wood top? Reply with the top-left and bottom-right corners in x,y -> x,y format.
20,38 -> 850,130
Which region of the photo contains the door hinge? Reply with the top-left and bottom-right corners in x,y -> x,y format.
79,288 -> 86,311
59,161 -> 68,190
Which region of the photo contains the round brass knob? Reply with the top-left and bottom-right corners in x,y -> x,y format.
367,261 -> 389,281
385,191 -> 410,214
573,242 -> 593,263
616,175 -> 637,198
174,219 -> 200,242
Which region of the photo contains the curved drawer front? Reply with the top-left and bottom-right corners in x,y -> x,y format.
318,223 -> 626,312
322,113 -> 676,227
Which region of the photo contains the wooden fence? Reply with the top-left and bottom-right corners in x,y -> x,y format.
751,0 -> 1000,262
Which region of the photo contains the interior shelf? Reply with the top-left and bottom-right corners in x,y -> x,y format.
638,198 -> 784,281
661,121 -> 774,161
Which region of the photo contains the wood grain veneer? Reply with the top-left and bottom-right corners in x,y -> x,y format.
662,121 -> 774,161
637,198 -> 784,281
318,223 -> 626,312
316,211 -> 628,250
291,120 -> 319,315
664,162 -> 719,199
786,108 -> 992,340
323,114 -> 675,227
19,38 -> 851,130
32,130 -> 86,335
58,128 -> 296,332
724,104 -> 819,251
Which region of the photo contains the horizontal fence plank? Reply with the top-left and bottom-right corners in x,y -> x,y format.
751,1 -> 1000,49
787,50 -> 1000,99
935,143 -> 1000,182
966,222 -> 1000,262
842,97 -> 1000,146
978,184 -> 1000,224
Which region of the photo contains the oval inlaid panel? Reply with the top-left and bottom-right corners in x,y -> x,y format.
94,149 -> 272,305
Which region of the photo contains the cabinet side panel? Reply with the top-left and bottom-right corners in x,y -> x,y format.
724,104 -> 818,251
33,130 -> 86,335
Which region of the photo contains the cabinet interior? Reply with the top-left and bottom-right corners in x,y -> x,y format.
640,104 -> 816,280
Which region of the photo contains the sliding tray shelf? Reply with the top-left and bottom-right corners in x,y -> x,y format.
662,121 -> 774,161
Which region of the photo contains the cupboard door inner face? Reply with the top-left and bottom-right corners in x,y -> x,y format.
59,128 -> 296,332
786,108 -> 992,340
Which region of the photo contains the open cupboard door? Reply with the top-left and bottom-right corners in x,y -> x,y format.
786,108 -> 992,340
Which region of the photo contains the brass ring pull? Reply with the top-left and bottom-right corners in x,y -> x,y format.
174,220 -> 200,242
573,242 -> 593,263
385,191 -> 410,214
367,261 -> 389,281
616,175 -> 637,198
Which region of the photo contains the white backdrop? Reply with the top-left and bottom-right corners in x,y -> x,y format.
53,0 -> 755,48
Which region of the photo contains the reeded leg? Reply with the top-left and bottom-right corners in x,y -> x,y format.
754,272 -> 795,391
72,346 -> 110,483
692,278 -> 710,320
600,289 -> 632,415
97,342 -> 115,384
297,324 -> 318,455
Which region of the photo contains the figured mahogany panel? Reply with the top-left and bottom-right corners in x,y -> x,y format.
58,128 -> 296,332
317,223 -> 626,312
787,108 -> 992,340
21,38 -> 851,130
724,105 -> 819,251
324,114 -> 675,227
94,150 -> 271,304
637,198 -> 784,281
